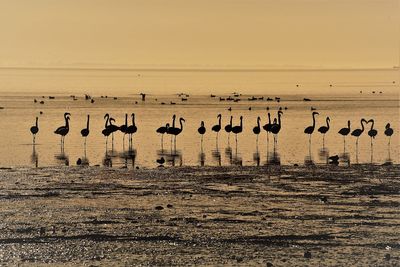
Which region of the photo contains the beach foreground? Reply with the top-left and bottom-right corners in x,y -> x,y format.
0,164 -> 399,266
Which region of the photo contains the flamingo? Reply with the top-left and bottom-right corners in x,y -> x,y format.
212,114 -> 222,142
224,116 -> 233,142
54,112 -> 71,145
169,118 -> 185,147
318,117 -> 330,146
367,119 -> 378,162
304,111 -> 319,142
338,120 -> 351,151
351,118 -> 367,144
270,111 -> 283,145
30,117 -> 39,144
80,115 -> 90,146
232,116 -> 243,148
156,123 -> 170,146
198,121 -> 206,144
253,116 -> 261,143
120,114 -> 128,144
126,113 -> 137,147
384,123 -> 393,145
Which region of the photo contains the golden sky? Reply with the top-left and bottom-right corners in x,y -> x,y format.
0,0 -> 399,69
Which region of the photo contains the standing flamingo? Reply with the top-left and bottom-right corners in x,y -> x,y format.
270,111 -> 283,145
384,123 -> 393,145
169,118 -> 185,148
318,117 -> 330,146
232,116 -> 243,148
198,121 -> 206,144
338,120 -> 351,151
351,118 -> 367,144
120,114 -> 128,145
253,116 -> 261,143
156,123 -> 170,148
30,117 -> 39,144
367,119 -> 378,162
126,113 -> 137,148
212,114 -> 222,142
54,113 -> 71,146
80,115 -> 90,146
224,116 -> 233,143
304,112 -> 319,142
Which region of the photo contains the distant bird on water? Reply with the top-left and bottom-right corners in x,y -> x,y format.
54,112 -> 71,145
30,117 -> 39,144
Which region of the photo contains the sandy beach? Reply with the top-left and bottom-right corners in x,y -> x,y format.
0,164 -> 399,266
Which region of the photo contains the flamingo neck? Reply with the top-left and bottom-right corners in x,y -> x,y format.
172,116 -> 176,128
278,113 -> 281,126
257,117 -> 260,127
268,113 -> 271,124
87,116 -> 90,129
312,113 -> 316,129
230,116 -> 232,126
131,115 -> 135,126
240,117 -> 243,128
361,119 -> 365,132
104,115 -> 109,128
218,116 -> 221,126
347,120 -> 350,129
125,114 -> 128,126
180,119 -> 184,130
370,120 -> 374,130
35,117 -> 38,127
326,118 -> 330,129
65,117 -> 69,128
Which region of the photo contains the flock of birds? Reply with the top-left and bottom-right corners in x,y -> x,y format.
30,111 -> 395,157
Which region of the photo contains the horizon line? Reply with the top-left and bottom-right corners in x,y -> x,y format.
0,66 -> 398,73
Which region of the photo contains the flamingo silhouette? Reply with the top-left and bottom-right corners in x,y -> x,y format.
126,113 -> 137,147
367,119 -> 378,162
318,117 -> 330,146
156,123 -> 170,147
232,116 -> 243,148
338,120 -> 351,151
198,121 -> 206,144
80,115 -> 90,146
224,116 -> 233,142
169,118 -> 185,148
351,118 -> 367,144
30,117 -> 39,144
304,112 -> 319,142
54,113 -> 71,145
253,116 -> 261,143
212,114 -> 222,142
120,114 -> 128,144
270,111 -> 283,145
384,123 -> 394,147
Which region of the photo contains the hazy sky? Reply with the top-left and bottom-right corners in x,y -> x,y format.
0,0 -> 399,69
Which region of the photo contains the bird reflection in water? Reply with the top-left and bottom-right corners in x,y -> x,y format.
267,144 -> 280,166
121,148 -> 137,168
157,148 -> 183,167
54,145 -> 69,166
212,142 -> 221,166
103,151 -> 113,167
224,146 -> 232,165
339,152 -> 350,166
253,142 -> 260,166
31,144 -> 39,168
318,146 -> 329,164
304,140 -> 314,166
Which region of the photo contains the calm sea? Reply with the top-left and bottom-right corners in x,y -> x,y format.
0,68 -> 398,168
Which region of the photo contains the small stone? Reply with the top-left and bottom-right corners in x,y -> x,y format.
266,262 -> 273,267
155,206 -> 164,210
385,254 -> 391,261
167,204 -> 173,208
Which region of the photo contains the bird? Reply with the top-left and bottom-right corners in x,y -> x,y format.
212,114 -> 222,141
253,117 -> 261,143
54,112 -> 71,145
270,111 -> 283,144
120,114 -> 128,143
198,121 -> 206,143
169,118 -> 185,147
232,116 -> 243,147
126,113 -> 138,147
224,116 -> 233,142
338,120 -> 351,151
367,119 -> 378,141
328,155 -> 339,165
167,115 -> 176,135
318,117 -> 330,146
384,123 -> 393,139
263,112 -> 273,142
80,115 -> 90,146
30,117 -> 39,144
351,118 -> 367,144
156,123 -> 170,146
304,112 -> 319,142
156,157 -> 165,165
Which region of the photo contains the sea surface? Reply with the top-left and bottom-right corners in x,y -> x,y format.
0,68 -> 398,168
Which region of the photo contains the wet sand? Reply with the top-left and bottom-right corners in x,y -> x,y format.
0,164 -> 399,266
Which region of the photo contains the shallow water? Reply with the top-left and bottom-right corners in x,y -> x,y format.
0,92 -> 398,168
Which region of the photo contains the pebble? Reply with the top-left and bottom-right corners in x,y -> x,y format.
155,206 -> 164,210
304,251 -> 312,259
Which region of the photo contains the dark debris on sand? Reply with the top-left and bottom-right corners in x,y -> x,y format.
0,164 -> 399,266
